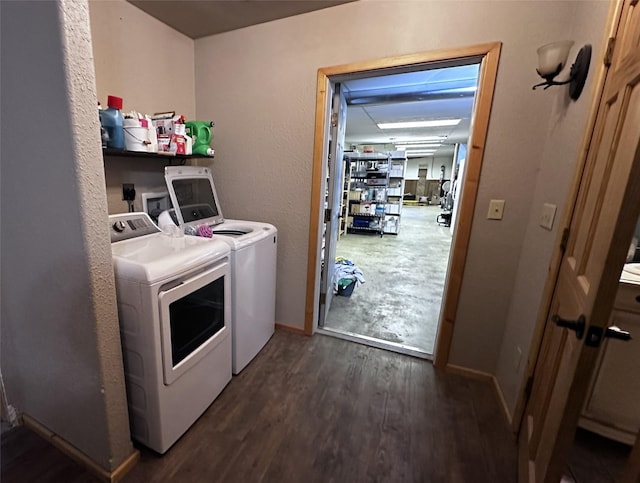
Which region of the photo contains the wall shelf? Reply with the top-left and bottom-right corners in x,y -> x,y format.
102,148 -> 212,164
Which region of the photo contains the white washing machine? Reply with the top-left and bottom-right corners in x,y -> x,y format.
162,166 -> 277,375
109,212 -> 232,453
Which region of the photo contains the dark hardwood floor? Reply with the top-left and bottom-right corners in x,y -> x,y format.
564,428 -> 632,483
2,331 -> 517,482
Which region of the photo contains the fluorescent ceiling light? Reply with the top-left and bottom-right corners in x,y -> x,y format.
405,150 -> 437,155
440,86 -> 477,93
390,136 -> 446,143
396,144 -> 442,150
378,119 -> 461,129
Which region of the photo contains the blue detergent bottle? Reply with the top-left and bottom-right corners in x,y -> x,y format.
100,95 -> 124,149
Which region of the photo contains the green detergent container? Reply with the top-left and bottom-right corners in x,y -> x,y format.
185,121 -> 215,156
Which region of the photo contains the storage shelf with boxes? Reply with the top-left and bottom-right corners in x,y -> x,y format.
344,151 -> 406,236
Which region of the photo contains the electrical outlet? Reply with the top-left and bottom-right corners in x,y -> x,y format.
142,191 -> 171,217
487,199 -> 505,220
122,183 -> 135,201
539,203 -> 557,230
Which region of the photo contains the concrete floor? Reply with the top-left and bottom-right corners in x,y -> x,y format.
325,205 -> 452,355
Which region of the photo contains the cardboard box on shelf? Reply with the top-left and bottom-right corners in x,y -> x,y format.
353,218 -> 370,228
386,203 -> 400,215
152,119 -> 176,136
384,215 -> 399,234
157,134 -> 171,153
359,202 -> 375,214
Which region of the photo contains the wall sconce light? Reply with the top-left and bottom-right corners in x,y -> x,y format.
532,41 -> 592,100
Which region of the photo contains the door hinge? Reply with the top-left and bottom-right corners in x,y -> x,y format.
604,37 -> 616,66
331,112 -> 338,128
319,292 -> 326,305
524,375 -> 534,399
324,208 -> 332,223
560,227 -> 570,252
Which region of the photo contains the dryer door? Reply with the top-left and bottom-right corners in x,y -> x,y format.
158,260 -> 231,385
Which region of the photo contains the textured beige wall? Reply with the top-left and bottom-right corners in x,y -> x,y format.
103,156 -> 169,214
88,0 -> 196,214
493,1 -> 613,416
1,0 -> 134,471
89,0 -> 195,119
192,0 -> 598,370
84,0 -> 612,422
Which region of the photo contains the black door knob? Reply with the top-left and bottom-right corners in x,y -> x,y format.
552,314 -> 586,339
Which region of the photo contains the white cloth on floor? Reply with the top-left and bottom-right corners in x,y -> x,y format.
332,257 -> 365,293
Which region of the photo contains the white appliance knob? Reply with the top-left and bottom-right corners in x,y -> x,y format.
113,220 -> 126,233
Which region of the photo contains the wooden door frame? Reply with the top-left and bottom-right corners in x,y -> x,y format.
510,0 -> 625,433
303,42 -> 502,368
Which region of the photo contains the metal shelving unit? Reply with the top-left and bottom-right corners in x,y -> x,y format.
384,151 -> 407,234
344,151 -> 406,236
345,152 -> 390,236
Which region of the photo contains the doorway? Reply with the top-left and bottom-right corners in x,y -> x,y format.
324,204 -> 453,357
319,64 -> 479,357
304,42 -> 502,368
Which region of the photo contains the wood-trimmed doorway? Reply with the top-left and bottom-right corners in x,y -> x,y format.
304,42 -> 502,367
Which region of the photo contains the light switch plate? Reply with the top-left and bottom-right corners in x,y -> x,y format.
540,203 -> 557,230
487,199 -> 505,220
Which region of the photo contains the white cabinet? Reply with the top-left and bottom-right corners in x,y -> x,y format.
579,281 -> 640,444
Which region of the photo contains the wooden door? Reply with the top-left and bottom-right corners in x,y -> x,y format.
520,2 -> 640,481
319,83 -> 347,327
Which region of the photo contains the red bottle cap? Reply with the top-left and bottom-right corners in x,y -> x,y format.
107,95 -> 123,110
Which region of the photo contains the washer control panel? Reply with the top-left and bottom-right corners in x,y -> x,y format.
109,212 -> 161,243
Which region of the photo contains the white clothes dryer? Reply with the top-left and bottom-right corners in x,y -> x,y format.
163,166 -> 277,375
109,212 -> 232,453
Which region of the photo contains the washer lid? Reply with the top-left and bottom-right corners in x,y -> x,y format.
112,234 -> 230,283
164,166 -> 225,228
212,219 -> 277,249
